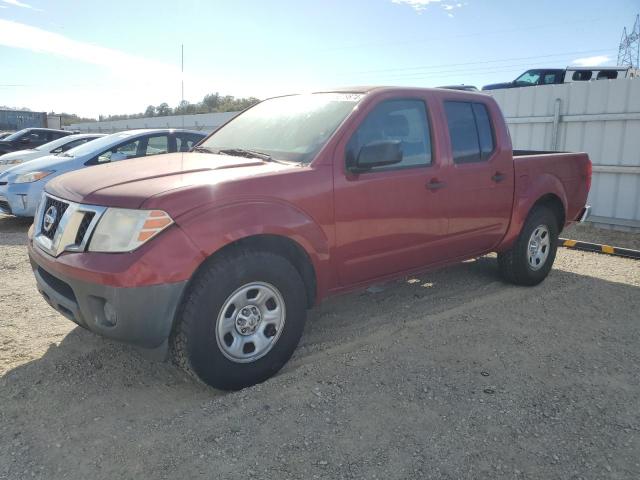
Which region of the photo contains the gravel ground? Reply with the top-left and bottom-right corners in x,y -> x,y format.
1,215 -> 639,480
563,223 -> 640,250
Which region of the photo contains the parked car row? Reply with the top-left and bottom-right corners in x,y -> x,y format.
0,128 -> 73,155
0,133 -> 106,173
0,128 -> 206,217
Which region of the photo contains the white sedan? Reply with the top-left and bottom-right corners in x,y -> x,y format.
0,133 -> 105,173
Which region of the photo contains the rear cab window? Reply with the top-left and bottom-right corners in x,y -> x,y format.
444,101 -> 495,164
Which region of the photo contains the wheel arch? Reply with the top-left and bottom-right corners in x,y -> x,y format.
186,233 -> 318,310
530,193 -> 566,232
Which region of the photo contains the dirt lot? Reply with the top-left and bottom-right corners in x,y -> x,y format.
1,216 -> 639,480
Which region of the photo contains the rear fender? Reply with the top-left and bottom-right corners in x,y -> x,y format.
498,173 -> 567,252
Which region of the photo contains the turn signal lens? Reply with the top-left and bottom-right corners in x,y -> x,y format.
88,208 -> 173,253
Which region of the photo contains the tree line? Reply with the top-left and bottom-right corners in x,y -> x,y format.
97,93 -> 260,122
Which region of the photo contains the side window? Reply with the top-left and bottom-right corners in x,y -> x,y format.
572,70 -> 592,81
346,99 -> 432,170
176,134 -> 201,152
597,70 -> 618,80
543,73 -> 558,84
145,135 -> 169,156
444,101 -> 495,164
472,104 -> 495,160
28,131 -> 48,142
97,139 -> 141,163
57,138 -> 89,153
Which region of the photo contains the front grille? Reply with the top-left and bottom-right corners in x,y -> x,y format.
41,197 -> 69,240
74,212 -> 95,245
0,199 -> 11,214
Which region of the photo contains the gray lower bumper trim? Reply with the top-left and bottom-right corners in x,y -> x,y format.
31,257 -> 187,350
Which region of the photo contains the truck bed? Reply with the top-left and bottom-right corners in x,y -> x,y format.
513,151 -> 591,226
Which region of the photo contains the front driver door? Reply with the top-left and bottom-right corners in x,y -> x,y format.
333,97 -> 450,286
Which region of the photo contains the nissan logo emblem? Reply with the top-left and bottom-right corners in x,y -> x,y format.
43,205 -> 58,233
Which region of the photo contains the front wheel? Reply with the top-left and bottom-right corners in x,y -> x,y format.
171,250 -> 307,390
498,206 -> 559,286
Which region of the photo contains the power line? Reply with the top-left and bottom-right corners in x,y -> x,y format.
351,48 -> 618,75
320,17 -> 612,52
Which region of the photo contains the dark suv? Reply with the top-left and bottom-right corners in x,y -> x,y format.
0,128 -> 72,155
482,69 -> 566,91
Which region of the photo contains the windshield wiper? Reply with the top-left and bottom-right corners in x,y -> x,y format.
218,148 -> 276,162
193,145 -> 217,154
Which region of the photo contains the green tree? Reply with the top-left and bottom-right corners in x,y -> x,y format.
155,103 -> 171,116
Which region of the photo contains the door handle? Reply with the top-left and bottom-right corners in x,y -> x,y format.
426,179 -> 446,191
491,172 -> 506,183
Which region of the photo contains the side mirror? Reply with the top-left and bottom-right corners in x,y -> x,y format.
20,137 -> 31,144
348,140 -> 403,173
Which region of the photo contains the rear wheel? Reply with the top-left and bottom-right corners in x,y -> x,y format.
498,206 -> 559,286
171,249 -> 307,390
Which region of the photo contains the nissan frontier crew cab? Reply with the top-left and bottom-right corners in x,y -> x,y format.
28,87 -> 592,390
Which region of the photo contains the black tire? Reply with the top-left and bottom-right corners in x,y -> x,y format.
498,205 -> 559,286
171,249 -> 307,390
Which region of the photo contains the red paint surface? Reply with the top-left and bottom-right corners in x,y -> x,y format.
35,87 -> 590,303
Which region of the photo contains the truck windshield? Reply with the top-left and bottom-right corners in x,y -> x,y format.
514,70 -> 542,86
199,93 -> 363,164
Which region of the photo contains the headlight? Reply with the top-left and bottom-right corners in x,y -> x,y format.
88,208 -> 173,252
14,171 -> 54,183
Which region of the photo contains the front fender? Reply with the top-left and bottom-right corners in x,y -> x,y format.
498,173 -> 567,251
176,199 -> 331,299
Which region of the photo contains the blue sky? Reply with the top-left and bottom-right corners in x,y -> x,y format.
0,0 -> 637,118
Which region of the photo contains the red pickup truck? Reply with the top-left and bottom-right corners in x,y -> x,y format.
28,87 -> 591,390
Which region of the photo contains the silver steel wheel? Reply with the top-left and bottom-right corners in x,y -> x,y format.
527,224 -> 551,271
215,281 -> 286,363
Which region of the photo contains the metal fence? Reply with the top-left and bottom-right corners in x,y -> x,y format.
69,111 -> 238,134
0,109 -> 46,131
487,78 -> 640,230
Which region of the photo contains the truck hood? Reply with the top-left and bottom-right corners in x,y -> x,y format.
45,152 -> 292,213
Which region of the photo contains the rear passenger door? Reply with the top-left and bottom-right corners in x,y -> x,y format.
443,100 -> 514,256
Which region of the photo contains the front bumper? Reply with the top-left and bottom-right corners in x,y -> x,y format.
0,181 -> 42,217
29,252 -> 187,349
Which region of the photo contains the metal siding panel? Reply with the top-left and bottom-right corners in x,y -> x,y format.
492,79 -> 640,229
615,173 -> 638,220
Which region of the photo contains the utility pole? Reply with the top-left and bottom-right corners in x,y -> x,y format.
618,14 -> 640,68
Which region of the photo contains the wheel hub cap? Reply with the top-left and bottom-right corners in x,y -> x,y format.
215,281 -> 286,363
235,305 -> 262,335
527,225 -> 551,271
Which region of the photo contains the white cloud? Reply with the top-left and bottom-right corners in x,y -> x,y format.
0,19 -> 183,81
571,55 -> 611,67
392,0 -> 464,15
2,0 -> 41,11
392,0 -> 442,13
